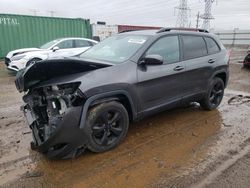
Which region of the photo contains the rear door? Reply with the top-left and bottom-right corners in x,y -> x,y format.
180,35 -> 216,100
137,35 -> 186,112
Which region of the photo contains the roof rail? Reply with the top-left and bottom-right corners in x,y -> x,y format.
157,27 -> 209,33
119,30 -> 136,33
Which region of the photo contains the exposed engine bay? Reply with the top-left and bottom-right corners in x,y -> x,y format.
22,82 -> 86,158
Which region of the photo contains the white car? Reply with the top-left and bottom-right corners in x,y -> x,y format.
6,37 -> 98,72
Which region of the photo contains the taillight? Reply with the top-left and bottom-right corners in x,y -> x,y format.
227,50 -> 231,64
227,49 -> 231,58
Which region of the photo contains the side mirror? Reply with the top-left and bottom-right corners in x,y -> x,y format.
140,54 -> 164,65
52,46 -> 59,52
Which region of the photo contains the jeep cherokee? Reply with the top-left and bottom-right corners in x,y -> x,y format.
15,28 -> 229,159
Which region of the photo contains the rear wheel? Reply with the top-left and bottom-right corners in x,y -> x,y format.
85,101 -> 129,153
26,58 -> 42,67
200,77 -> 225,110
243,63 -> 250,68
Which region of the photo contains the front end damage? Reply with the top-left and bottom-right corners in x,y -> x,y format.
22,83 -> 88,159
15,58 -> 111,159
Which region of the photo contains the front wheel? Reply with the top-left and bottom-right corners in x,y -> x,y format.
200,77 -> 225,110
85,101 -> 129,153
26,58 -> 42,67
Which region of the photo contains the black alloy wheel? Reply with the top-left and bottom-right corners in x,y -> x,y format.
200,77 -> 225,110
86,101 -> 129,153
92,110 -> 123,146
209,81 -> 224,106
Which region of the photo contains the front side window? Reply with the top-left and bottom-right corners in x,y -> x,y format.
40,39 -> 61,49
74,40 -> 92,48
57,40 -> 74,49
146,36 -> 180,64
80,35 -> 149,64
205,37 -> 220,54
182,35 -> 207,60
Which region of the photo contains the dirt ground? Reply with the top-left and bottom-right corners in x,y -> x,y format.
0,46 -> 250,188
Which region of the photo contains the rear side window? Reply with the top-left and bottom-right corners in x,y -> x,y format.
74,40 -> 92,48
57,40 -> 74,49
204,37 -> 220,54
182,35 -> 207,60
146,36 -> 180,64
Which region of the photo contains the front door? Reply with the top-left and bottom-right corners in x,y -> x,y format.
49,39 -> 75,58
136,35 -> 186,113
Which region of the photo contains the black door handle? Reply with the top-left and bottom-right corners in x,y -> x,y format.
208,59 -> 216,64
174,66 -> 184,71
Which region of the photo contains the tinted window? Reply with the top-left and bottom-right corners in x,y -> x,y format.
75,40 -> 92,48
146,36 -> 180,64
205,37 -> 220,54
182,35 -> 207,59
57,40 -> 73,49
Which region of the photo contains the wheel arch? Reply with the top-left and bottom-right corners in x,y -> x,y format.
211,69 -> 229,87
79,90 -> 136,129
26,57 -> 43,67
214,71 -> 227,86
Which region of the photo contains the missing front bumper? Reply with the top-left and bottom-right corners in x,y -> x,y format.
22,105 -> 88,159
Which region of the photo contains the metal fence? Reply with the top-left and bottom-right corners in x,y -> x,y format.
212,29 -> 250,46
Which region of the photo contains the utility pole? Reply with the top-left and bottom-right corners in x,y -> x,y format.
196,11 -> 200,28
200,0 -> 216,30
48,11 -> 55,17
175,0 -> 191,28
30,9 -> 39,16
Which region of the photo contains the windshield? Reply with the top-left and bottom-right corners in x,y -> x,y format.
80,35 -> 149,63
40,39 -> 61,49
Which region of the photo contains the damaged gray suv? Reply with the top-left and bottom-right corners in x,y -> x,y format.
15,28 -> 229,159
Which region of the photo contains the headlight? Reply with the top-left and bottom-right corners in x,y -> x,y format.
13,52 -> 25,56
11,54 -> 26,61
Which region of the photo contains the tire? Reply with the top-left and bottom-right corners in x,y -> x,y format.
85,101 -> 129,153
200,77 -> 225,110
243,64 -> 250,69
26,58 -> 42,67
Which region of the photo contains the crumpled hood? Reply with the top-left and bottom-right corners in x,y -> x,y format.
15,58 -> 113,92
6,48 -> 41,58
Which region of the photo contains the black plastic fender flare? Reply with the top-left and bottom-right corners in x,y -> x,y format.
210,69 -> 229,87
79,90 -> 136,129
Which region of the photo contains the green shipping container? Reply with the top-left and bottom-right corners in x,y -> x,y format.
0,14 -> 92,58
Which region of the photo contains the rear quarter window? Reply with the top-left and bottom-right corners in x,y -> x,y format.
204,37 -> 220,54
182,35 -> 207,60
74,40 -> 92,48
57,40 -> 74,49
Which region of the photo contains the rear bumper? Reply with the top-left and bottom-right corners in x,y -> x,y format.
22,104 -> 88,159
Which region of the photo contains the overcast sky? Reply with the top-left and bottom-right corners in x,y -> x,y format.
0,0 -> 249,30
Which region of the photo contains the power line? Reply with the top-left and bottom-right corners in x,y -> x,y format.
175,0 -> 191,27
